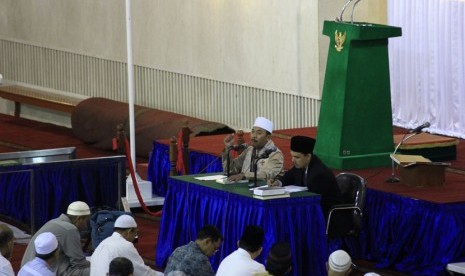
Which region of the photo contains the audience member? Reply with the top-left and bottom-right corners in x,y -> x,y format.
268,135 -> 343,216
0,224 -> 14,276
327,250 -> 352,276
216,225 -> 267,276
108,257 -> 134,276
222,117 -> 284,182
90,214 -> 162,276
21,201 -> 91,275
164,225 -> 223,276
18,232 -> 59,276
264,242 -> 292,276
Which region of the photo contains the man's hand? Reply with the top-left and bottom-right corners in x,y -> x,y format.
267,179 -> 282,187
228,173 -> 245,182
224,134 -> 234,150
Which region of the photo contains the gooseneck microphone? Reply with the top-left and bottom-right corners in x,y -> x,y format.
337,0 -> 363,24
409,122 -> 431,134
337,0 -> 354,22
386,122 -> 430,183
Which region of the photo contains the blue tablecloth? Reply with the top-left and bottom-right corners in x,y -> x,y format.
0,156 -> 126,232
148,140 -> 465,275
155,175 -> 328,276
347,189 -> 465,275
147,141 -> 222,196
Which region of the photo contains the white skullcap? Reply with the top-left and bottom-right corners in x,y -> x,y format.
253,117 -> 273,133
329,250 -> 352,272
364,273 -> 380,276
67,201 -> 91,216
34,232 -> 58,255
114,215 -> 137,228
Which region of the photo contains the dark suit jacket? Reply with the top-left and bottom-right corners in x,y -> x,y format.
280,155 -> 343,217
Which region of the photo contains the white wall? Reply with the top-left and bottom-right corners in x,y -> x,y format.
0,0 -> 387,129
0,0 -> 386,99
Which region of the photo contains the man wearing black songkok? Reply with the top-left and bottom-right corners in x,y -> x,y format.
268,136 -> 343,217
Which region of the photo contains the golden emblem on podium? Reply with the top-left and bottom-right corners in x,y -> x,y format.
334,30 -> 346,52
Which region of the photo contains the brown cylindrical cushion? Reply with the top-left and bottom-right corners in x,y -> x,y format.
71,98 -> 233,157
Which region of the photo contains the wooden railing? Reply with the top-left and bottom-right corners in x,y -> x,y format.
0,85 -> 82,117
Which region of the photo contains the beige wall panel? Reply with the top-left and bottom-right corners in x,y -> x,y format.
0,0 -> 386,100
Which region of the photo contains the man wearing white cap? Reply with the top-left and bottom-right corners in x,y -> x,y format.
90,214 -> 163,276
18,232 -> 59,276
327,250 -> 352,276
21,201 -> 91,275
222,117 -> 284,182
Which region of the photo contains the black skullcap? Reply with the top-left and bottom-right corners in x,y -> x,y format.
266,242 -> 292,276
290,136 -> 315,154
239,225 -> 264,253
109,257 -> 134,276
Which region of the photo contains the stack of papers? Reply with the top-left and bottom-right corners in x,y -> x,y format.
194,175 -> 226,181
283,185 -> 308,193
253,186 -> 289,200
253,186 -> 286,196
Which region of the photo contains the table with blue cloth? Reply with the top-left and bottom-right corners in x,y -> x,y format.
155,174 -> 328,276
148,141 -> 222,196
345,188 -> 465,275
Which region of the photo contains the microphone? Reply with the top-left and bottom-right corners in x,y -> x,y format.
386,122 -> 429,183
409,122 -> 430,134
230,144 -> 248,151
258,148 -> 277,159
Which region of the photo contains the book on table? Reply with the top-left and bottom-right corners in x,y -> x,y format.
253,186 -> 286,196
253,193 -> 290,200
390,154 -> 451,168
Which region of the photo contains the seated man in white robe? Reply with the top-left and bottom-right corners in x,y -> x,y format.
216,225 -> 267,276
90,215 -> 163,276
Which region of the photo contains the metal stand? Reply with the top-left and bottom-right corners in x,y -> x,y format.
226,148 -> 233,177
248,159 -> 259,188
386,132 -> 418,183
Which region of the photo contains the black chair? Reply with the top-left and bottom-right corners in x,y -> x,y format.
326,172 -> 367,238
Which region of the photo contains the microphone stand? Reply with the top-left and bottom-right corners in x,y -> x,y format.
249,158 -> 260,188
337,0 -> 354,22
249,152 -> 272,188
226,147 -> 233,178
350,0 -> 362,23
386,132 -> 420,183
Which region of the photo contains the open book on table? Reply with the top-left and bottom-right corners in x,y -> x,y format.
390,154 -> 451,168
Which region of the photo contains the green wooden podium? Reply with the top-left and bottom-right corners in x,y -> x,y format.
314,21 -> 402,169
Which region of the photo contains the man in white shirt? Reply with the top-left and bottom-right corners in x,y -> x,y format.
216,225 -> 266,276
18,232 -> 59,276
0,224 -> 14,276
90,214 -> 163,276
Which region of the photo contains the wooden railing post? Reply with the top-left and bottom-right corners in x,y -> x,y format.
169,136 -> 178,176
180,120 -> 192,175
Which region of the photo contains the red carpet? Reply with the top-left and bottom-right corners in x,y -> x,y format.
0,113 -> 147,162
